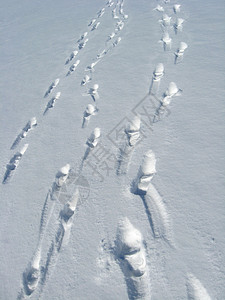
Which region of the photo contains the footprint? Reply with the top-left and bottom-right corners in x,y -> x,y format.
83,84 -> 99,102
115,218 -> 151,300
81,74 -> 92,86
107,32 -> 116,42
149,63 -> 164,95
77,32 -> 88,43
44,78 -> 60,98
174,42 -> 188,64
23,249 -> 41,296
66,60 -> 80,76
173,4 -> 181,14
117,116 -> 141,175
159,14 -> 171,28
85,60 -> 100,73
115,20 -> 124,32
82,104 -> 98,128
88,18 -> 96,27
83,127 -> 101,161
78,39 -> 88,50
107,0 -> 114,8
97,8 -> 105,18
153,82 -> 182,122
11,117 -> 37,150
112,36 -> 122,47
153,5 -> 164,12
3,144 -> 29,184
43,92 -> 61,115
65,50 -> 78,65
174,18 -> 185,34
91,21 -> 100,31
86,127 -> 101,149
133,150 -> 157,194
159,32 -> 172,51
97,49 -> 108,59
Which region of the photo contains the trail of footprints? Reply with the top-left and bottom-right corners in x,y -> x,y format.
13,0 -> 130,298
113,1 -> 210,299
4,0 -> 127,185
3,0 -> 210,299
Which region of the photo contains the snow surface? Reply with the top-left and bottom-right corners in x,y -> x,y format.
0,0 -> 225,299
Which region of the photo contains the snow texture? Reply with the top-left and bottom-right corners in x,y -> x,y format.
0,0 -> 224,299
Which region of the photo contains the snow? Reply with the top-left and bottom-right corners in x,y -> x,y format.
0,0 -> 224,299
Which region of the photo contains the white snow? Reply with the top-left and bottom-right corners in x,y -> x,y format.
0,0 -> 224,299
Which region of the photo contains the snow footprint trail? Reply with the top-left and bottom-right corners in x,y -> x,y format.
38,186 -> 80,298
10,117 -> 37,150
115,218 -> 151,300
20,165 -> 70,298
18,3 -> 116,292
20,165 -> 83,299
2,144 -> 29,184
81,0 -> 128,84
186,273 -> 212,300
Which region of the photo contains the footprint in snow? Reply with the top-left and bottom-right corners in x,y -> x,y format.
3,144 -> 29,184
78,39 -> 88,50
65,50 -> 78,65
174,18 -> 185,34
153,82 -> 182,123
159,14 -> 172,28
82,104 -> 98,128
115,218 -> 151,300
159,31 -> 172,51
174,42 -> 188,64
66,60 -> 80,76
44,78 -> 60,98
85,60 -> 100,73
149,63 -> 165,95
173,4 -> 181,14
88,18 -> 96,27
83,84 -> 99,102
91,22 -> 100,31
77,32 -> 88,43
11,117 -> 37,150
43,92 -> 61,115
81,74 -> 92,86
